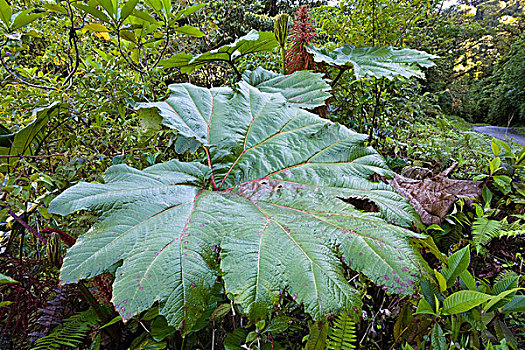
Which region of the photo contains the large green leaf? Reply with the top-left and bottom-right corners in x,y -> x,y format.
442,290 -> 492,315
242,67 -> 331,109
159,30 -> 278,73
0,102 -> 63,171
51,78 -> 424,333
306,45 -> 438,80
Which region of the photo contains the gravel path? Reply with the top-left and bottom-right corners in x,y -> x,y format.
472,126 -> 525,146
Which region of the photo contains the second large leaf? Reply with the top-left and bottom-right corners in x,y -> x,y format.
50,71 -> 425,334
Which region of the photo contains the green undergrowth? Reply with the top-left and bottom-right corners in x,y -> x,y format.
382,114 -> 492,178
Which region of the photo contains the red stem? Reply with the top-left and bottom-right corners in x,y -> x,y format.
8,210 -> 47,245
204,147 -> 218,190
218,149 -> 246,190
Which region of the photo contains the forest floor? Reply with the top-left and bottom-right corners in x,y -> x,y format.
472,125 -> 525,145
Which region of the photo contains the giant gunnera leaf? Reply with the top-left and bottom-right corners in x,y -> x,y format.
306,45 -> 438,80
50,70 -> 425,334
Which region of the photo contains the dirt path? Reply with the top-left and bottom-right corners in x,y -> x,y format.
472,126 -> 525,146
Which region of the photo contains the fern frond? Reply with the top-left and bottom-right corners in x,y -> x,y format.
327,313 -> 357,350
499,219 -> 525,240
31,308 -> 99,350
472,217 -> 503,254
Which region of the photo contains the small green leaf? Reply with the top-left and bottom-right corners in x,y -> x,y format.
459,270 -> 476,291
489,157 -> 501,175
491,140 -> 500,157
264,316 -> 290,334
414,298 -> 437,316
0,0 -> 12,29
100,315 -> 122,329
96,0 -> 115,19
150,316 -> 176,341
120,0 -> 138,23
0,273 -> 17,284
41,3 -> 68,14
173,25 -> 204,37
209,303 -> 231,321
84,23 -> 110,32
174,3 -> 206,20
442,245 -> 470,288
246,331 -> 258,343
434,270 -> 447,293
442,290 -> 492,315
11,10 -> 44,31
74,3 -> 111,23
224,329 -> 248,350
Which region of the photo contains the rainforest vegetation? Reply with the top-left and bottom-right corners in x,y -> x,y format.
1,0 -> 524,349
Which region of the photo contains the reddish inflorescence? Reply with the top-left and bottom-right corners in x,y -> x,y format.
286,6 -> 318,74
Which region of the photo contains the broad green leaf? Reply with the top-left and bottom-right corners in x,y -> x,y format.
307,45 -> 438,80
442,290 -> 492,315
501,295 -> 525,313
0,102 -> 63,172
51,79 -> 424,333
143,0 -> 163,16
0,0 -> 12,29
173,25 -> 204,37
162,30 -> 278,73
242,67 -> 331,109
441,245 -> 470,288
11,10 -> 44,31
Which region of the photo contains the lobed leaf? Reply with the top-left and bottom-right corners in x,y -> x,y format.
51,77 -> 425,333
307,45 -> 438,80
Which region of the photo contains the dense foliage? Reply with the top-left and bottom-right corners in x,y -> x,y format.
1,0 -> 524,349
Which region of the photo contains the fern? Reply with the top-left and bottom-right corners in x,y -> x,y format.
472,217 -> 525,254
326,313 -> 357,350
31,308 -> 99,350
472,217 -> 503,254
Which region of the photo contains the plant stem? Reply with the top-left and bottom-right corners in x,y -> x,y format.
8,209 -> 47,245
77,281 -> 120,342
204,147 -> 218,190
330,68 -> 346,87
280,45 -> 286,74
228,60 -> 242,81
